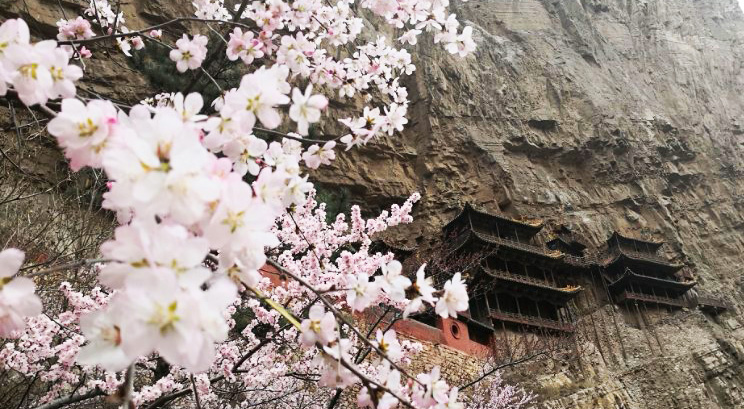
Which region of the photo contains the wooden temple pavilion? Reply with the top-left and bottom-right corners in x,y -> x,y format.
602,232 -> 696,308
444,204 -> 582,333
547,225 -> 596,268
547,225 -> 587,257
697,293 -> 731,315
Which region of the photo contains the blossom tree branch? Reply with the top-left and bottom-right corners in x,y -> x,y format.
31,389 -> 105,409
0,2 -> 501,408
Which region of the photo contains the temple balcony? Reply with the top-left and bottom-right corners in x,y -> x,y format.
481,264 -> 582,302
697,295 -> 731,314
614,290 -> 687,308
561,253 -> 598,267
489,309 -> 575,332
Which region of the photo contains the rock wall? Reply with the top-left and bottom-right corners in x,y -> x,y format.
319,1 -> 744,407
2,0 -> 744,408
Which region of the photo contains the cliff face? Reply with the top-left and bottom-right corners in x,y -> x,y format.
322,1 -> 744,407
3,0 -> 744,408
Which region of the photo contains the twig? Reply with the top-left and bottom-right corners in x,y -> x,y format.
31,389 -> 104,409
459,352 -> 545,391
254,126 -> 340,145
19,258 -> 108,277
120,364 -> 135,409
190,375 -> 203,409
144,330 -> 280,409
58,18 -> 257,46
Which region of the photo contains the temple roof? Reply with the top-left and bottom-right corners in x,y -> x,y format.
452,230 -> 564,261
547,235 -> 587,252
606,231 -> 664,251
443,203 -> 544,235
603,248 -> 684,272
605,269 -> 696,294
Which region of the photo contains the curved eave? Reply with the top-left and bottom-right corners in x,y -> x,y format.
606,231 -> 664,251
607,270 -> 696,292
604,252 -> 683,272
442,203 -> 544,234
442,207 -> 470,233
547,236 -> 587,252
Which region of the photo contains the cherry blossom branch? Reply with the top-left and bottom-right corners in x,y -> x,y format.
266,259 -> 424,388
182,0 -> 251,93
18,258 -> 108,278
245,286 -> 301,329
254,127 -> 340,145
0,8 -> 482,408
190,375 -> 203,409
335,354 -> 416,409
144,381 -> 218,409
120,364 -> 135,408
144,329 -> 283,408
56,18 -> 256,46
31,388 -> 104,409
459,352 -> 546,391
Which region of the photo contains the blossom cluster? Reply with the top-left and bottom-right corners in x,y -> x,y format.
2,191 -> 469,408
83,0 -> 145,56
0,1 -> 489,406
41,65 -> 470,408
170,34 -> 209,72
62,0 -> 477,151
0,19 -> 82,106
0,249 -> 41,338
206,0 -> 473,149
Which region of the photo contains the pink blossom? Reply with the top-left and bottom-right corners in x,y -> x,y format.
226,27 -> 264,65
373,329 -> 402,362
302,141 -> 336,169
56,16 -> 94,41
76,310 -> 129,371
435,272 -> 469,318
375,260 -> 411,302
403,263 -> 437,317
345,272 -> 378,311
169,34 -> 208,73
445,26 -> 476,58
289,84 -> 328,135
78,46 -> 92,58
131,36 -> 145,50
299,304 -> 336,347
0,249 -> 42,337
318,338 -> 357,387
47,98 -> 119,170
222,66 -> 291,130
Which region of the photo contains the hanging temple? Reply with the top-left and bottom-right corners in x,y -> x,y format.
380,203 -> 732,354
